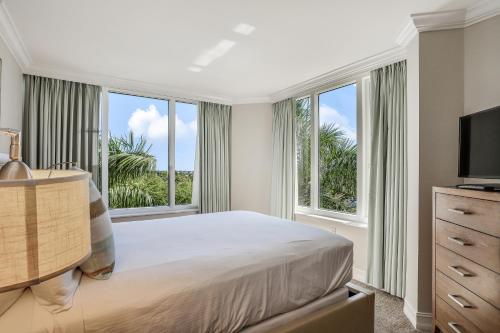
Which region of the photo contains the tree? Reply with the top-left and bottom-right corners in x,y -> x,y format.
108,133 -> 157,208
296,100 -> 357,213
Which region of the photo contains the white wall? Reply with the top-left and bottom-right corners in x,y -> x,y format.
464,15 -> 500,115
0,36 -> 23,153
231,103 -> 273,214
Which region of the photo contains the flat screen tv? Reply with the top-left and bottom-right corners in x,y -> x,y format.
458,106 -> 500,179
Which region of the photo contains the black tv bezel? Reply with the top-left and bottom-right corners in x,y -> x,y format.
458,105 -> 500,179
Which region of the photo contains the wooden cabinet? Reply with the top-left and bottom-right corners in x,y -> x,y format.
433,187 -> 500,333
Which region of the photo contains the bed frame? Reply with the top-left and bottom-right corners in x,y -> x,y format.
270,283 -> 375,333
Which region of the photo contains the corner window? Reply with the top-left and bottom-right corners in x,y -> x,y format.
295,77 -> 370,223
102,91 -> 198,213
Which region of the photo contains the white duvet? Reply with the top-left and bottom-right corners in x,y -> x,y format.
0,211 -> 353,333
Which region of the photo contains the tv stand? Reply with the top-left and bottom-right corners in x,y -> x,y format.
457,183 -> 500,192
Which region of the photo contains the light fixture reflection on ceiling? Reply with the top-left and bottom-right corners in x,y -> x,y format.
233,23 -> 256,35
194,39 -> 236,67
188,66 -> 202,72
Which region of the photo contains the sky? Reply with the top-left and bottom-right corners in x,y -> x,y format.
108,93 -> 197,171
319,83 -> 357,142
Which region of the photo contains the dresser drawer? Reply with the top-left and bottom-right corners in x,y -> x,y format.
436,219 -> 500,273
436,193 -> 500,237
436,245 -> 500,308
436,296 -> 481,333
436,271 -> 500,333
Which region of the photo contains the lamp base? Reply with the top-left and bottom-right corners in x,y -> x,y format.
0,160 -> 33,180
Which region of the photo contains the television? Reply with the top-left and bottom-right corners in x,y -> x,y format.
458,106 -> 500,184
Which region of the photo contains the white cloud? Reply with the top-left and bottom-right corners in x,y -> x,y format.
319,104 -> 357,142
128,105 -> 197,141
175,116 -> 197,138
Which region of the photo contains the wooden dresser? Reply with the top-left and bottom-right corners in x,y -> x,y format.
432,187 -> 500,333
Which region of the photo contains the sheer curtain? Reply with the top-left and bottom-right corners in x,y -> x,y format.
195,101 -> 231,213
270,98 -> 295,219
367,61 -> 407,297
22,75 -> 101,182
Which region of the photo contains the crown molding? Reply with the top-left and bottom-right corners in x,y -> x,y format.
0,1 -> 31,70
270,46 -> 406,103
25,66 -> 234,105
395,19 -> 418,47
412,0 -> 500,32
231,96 -> 272,105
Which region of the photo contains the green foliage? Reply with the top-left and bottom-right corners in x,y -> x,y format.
296,99 -> 357,214
318,124 -> 357,213
108,133 -> 193,208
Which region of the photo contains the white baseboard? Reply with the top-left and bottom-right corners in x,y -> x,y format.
353,268 -> 367,283
403,299 -> 432,332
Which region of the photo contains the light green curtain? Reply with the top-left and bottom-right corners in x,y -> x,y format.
271,98 -> 295,219
22,75 -> 101,182
197,101 -> 231,213
367,61 -> 407,297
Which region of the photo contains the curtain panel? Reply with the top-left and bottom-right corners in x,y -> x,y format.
270,98 -> 295,220
367,60 -> 407,297
22,75 -> 101,182
197,101 -> 231,213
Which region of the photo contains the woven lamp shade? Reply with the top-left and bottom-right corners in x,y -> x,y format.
0,169 -> 91,292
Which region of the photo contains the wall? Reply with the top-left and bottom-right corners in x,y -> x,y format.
0,36 -> 23,153
404,35 -> 420,325
405,28 -> 465,329
231,103 -> 273,214
464,15 -> 500,115
463,15 -> 500,184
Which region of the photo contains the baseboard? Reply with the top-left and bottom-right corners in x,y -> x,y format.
353,268 -> 367,283
403,299 -> 432,332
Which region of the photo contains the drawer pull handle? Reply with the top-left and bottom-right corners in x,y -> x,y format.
448,265 -> 473,277
448,294 -> 473,308
447,237 -> 471,246
448,208 -> 470,215
448,322 -> 463,333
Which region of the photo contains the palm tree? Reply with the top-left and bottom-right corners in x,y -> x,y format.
296,99 -> 357,213
108,133 -> 157,208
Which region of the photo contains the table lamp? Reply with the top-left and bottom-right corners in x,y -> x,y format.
0,128 -> 91,292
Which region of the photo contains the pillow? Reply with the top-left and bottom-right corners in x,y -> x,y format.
0,289 -> 24,316
30,269 -> 81,314
79,179 -> 115,279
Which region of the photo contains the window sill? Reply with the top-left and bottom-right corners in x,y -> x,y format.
109,206 -> 199,219
294,211 -> 368,229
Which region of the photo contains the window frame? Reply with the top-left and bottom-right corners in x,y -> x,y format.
294,75 -> 370,224
101,87 -> 199,217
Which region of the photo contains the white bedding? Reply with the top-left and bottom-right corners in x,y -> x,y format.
0,211 -> 353,333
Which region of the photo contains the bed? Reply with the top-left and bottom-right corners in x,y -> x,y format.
0,211 -> 373,333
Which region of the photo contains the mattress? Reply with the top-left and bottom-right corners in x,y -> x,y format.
0,211 -> 353,333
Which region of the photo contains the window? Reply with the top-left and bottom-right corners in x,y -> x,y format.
295,78 -> 369,223
102,91 -> 198,213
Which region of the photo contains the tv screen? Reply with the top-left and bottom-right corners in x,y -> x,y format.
459,106 -> 500,179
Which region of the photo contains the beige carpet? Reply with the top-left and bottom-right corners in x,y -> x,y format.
351,281 -> 420,333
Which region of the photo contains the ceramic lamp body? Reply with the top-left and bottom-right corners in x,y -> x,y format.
0,170 -> 91,292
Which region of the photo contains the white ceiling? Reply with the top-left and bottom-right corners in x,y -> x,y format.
3,0 -> 479,102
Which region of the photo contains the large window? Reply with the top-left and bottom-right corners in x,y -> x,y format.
103,91 -> 198,213
295,78 -> 369,222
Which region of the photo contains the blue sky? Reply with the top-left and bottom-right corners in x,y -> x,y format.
319,83 -> 357,142
108,93 -> 197,171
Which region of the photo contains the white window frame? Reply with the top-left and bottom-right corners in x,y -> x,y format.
101,88 -> 199,218
295,75 -> 370,224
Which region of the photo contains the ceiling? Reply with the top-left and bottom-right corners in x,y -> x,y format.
3,0 -> 479,102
